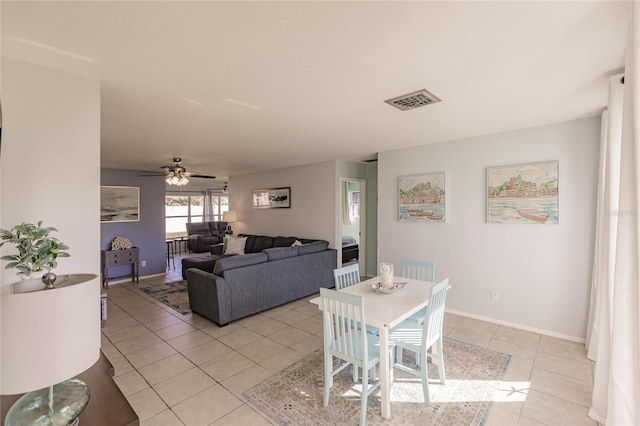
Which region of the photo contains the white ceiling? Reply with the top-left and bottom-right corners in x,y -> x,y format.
1,1 -> 628,182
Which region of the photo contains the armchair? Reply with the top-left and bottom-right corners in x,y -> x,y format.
186,221 -> 227,253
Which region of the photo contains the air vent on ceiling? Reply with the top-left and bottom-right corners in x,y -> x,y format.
384,89 -> 441,111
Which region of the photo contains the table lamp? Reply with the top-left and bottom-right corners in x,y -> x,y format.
222,210 -> 237,235
1,274 -> 101,425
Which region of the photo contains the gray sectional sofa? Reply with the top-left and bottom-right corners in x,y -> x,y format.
186,236 -> 337,326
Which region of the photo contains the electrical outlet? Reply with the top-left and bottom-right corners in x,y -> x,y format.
141,260 -> 147,267
491,291 -> 500,302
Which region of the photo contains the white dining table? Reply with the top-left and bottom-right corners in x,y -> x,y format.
310,276 -> 433,419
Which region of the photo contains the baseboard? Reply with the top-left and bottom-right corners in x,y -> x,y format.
445,308 -> 586,344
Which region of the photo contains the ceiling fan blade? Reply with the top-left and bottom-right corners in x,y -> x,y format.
192,174 -> 217,179
138,174 -> 164,177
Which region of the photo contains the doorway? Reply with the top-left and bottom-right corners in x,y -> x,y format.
340,178 -> 366,274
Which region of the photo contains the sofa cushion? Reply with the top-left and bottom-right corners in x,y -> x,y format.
208,221 -> 227,236
223,236 -> 247,255
189,222 -> 212,237
251,236 -> 275,253
274,236 -> 298,247
240,234 -> 256,252
297,240 -> 329,255
214,252 -> 268,274
264,246 -> 299,261
299,238 -> 318,244
181,254 -> 227,279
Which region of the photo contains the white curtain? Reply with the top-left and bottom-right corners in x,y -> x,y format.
202,190 -> 215,222
588,3 -> 640,424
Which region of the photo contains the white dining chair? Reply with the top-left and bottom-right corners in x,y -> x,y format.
334,265 -> 378,332
400,259 -> 436,324
320,287 -> 386,426
333,263 -> 361,290
398,259 -> 436,364
389,278 -> 449,406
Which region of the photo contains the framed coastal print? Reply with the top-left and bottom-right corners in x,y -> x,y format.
486,161 -> 558,224
252,187 -> 291,209
398,172 -> 446,222
100,186 -> 140,222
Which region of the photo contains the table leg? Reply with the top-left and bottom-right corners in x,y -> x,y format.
380,325 -> 391,419
102,265 -> 108,288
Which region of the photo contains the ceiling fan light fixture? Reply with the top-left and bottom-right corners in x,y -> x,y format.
165,169 -> 189,186
148,158 -> 214,185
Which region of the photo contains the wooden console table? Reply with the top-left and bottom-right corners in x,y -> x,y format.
101,248 -> 140,288
1,352 -> 139,426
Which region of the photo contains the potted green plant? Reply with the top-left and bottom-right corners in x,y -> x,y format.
0,221 -> 70,287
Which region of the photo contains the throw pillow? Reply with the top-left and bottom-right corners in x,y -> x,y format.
224,236 -> 247,255
291,239 -> 304,247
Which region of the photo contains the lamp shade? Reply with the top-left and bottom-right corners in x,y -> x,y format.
222,210 -> 237,223
1,274 -> 101,395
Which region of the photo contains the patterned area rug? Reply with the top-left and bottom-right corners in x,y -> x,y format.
244,338 -> 510,425
139,280 -> 191,314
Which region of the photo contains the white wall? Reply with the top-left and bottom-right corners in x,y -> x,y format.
1,58 -> 101,289
230,161 -> 336,246
378,117 -> 600,340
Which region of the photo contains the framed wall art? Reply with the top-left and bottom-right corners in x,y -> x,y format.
487,161 -> 558,224
100,186 -> 140,222
398,172 -> 446,222
252,187 -> 291,209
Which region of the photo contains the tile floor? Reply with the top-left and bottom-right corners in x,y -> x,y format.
101,255 -> 598,425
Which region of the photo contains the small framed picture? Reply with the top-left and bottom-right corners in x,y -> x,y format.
252,187 -> 291,209
252,189 -> 270,209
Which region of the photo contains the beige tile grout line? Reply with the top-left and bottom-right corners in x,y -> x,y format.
104,281 -> 286,425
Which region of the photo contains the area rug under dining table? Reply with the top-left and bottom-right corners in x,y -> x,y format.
244,337 -> 511,425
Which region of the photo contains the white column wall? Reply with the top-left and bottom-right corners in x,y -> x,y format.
1,57 -> 101,289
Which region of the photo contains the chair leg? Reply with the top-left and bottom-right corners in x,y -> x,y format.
395,345 -> 403,365
421,360 -> 431,406
353,365 -> 359,383
360,367 -> 369,426
323,352 -> 332,407
435,338 -> 446,384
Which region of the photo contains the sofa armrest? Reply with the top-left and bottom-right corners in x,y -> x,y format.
187,235 -> 203,252
186,269 -> 232,326
188,235 -> 221,253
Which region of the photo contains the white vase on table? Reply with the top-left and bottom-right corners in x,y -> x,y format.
379,262 -> 394,289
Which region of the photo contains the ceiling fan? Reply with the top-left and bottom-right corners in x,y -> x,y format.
205,182 -> 229,194
140,158 -> 216,186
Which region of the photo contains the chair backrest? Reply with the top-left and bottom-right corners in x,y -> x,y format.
400,259 -> 436,282
320,287 -> 368,364
422,278 -> 450,349
333,263 -> 361,290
